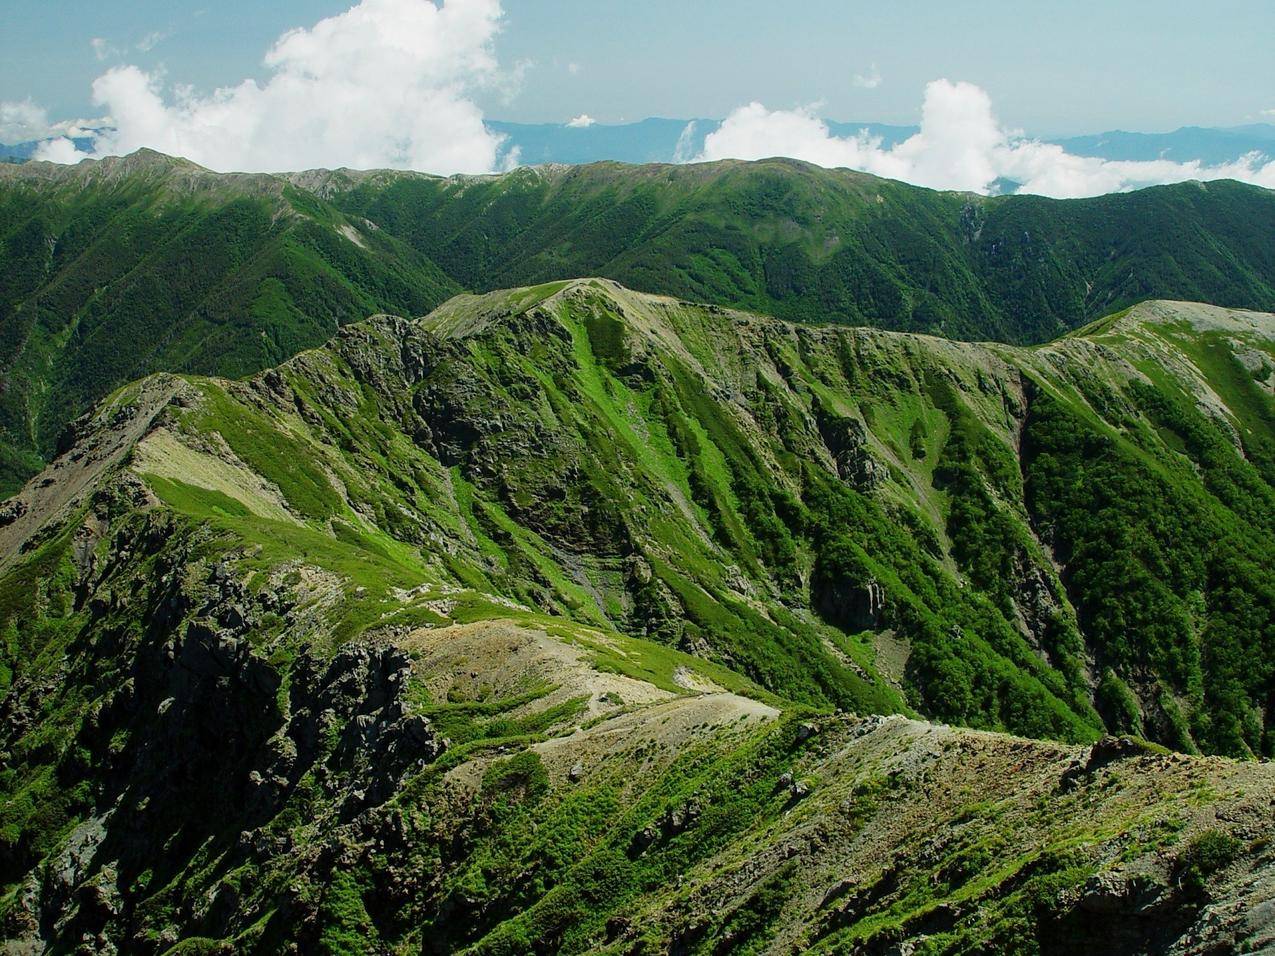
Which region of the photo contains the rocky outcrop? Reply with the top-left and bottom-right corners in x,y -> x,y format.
0,506 -> 447,952
825,578 -> 886,632
284,643 -> 446,819
816,410 -> 885,491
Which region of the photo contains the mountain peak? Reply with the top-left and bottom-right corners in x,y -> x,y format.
114,145 -> 204,169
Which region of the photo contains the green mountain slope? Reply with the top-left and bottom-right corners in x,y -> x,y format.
0,285 -> 1273,952
4,151 -> 1275,500
267,281 -> 1270,756
0,150 -> 459,493
3,283 -> 1270,750
318,159 -> 1275,343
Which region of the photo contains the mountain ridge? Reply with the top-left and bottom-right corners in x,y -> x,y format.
8,120 -> 1275,169
4,279 -> 1272,752
5,148 -> 1275,498
0,279 -> 1272,952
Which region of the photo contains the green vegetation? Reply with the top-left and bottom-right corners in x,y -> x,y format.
318,869 -> 379,955
7,153 -> 1275,494
0,268 -> 1271,952
51,283 -> 1265,755
1175,829 -> 1241,896
328,160 -> 1275,347
0,152 -> 458,493
1023,384 -> 1275,756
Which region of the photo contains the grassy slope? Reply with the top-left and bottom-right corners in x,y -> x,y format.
415,284 -> 1273,756
7,282 -> 1268,756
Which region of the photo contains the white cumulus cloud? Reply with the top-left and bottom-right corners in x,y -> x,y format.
566,113 -> 596,128
0,101 -> 56,142
40,0 -> 511,174
672,120 -> 700,164
697,80 -> 1275,198
33,137 -> 89,164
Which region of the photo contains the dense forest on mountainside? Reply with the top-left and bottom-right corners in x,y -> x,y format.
320,158 -> 1275,345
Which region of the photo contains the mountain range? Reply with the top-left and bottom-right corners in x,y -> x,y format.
6,121 -> 1275,170
4,149 -> 1275,497
491,120 -> 1275,171
1,146 -> 1274,953
0,276 -> 1272,951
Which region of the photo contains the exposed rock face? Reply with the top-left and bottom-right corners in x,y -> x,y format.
285,643 -> 446,819
1059,735 -> 1162,791
1075,869 -> 1171,916
817,411 -> 885,491
0,498 -> 25,526
0,508 -> 447,952
816,577 -> 887,633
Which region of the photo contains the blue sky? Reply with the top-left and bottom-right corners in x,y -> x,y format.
3,0 -> 1273,134
2,0 -> 1273,196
